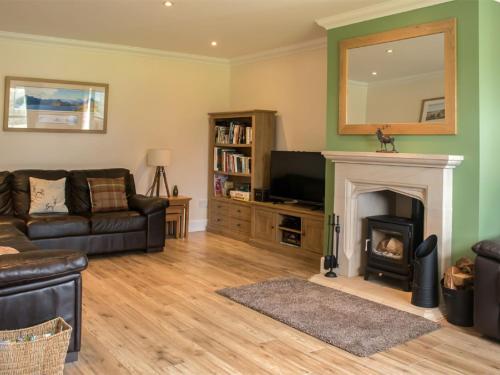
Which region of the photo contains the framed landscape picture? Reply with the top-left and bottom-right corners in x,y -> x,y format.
420,97 -> 445,123
3,77 -> 108,133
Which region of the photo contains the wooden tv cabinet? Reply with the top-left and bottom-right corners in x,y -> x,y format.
250,201 -> 324,255
207,198 -> 324,255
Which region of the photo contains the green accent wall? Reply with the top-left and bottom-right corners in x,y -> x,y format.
324,0 -> 499,260
478,0 -> 500,239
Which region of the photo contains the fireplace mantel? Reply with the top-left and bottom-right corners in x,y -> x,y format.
322,151 -> 463,169
321,150 -> 464,279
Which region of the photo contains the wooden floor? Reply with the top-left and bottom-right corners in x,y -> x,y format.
65,232 -> 500,375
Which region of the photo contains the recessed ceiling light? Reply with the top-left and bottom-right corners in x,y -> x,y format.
386,49 -> 393,54
163,1 -> 173,7
211,41 -> 218,47
371,71 -> 378,76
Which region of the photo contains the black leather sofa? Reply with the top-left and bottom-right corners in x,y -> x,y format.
472,239 -> 500,341
3,168 -> 168,254
0,168 -> 168,362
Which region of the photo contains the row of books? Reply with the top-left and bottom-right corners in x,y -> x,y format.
214,123 -> 252,145
213,147 -> 251,174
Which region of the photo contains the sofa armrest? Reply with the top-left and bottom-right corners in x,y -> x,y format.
472,238 -> 500,262
0,249 -> 88,288
128,194 -> 168,215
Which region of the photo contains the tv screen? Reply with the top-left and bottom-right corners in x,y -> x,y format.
270,151 -> 325,205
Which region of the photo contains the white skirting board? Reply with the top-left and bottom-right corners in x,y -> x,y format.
189,219 -> 207,232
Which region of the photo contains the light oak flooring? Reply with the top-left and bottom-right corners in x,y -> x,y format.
65,232 -> 500,375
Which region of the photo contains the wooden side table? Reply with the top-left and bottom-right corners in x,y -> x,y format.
165,195 -> 191,239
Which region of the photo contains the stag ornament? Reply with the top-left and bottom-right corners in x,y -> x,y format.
376,128 -> 398,153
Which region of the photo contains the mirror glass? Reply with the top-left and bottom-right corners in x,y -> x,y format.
347,33 -> 445,125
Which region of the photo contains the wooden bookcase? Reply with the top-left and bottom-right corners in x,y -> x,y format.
207,110 -> 276,241
207,109 -> 324,256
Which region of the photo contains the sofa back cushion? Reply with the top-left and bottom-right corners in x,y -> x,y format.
69,169 -> 135,214
0,172 -> 13,215
29,177 -> 69,214
12,170 -> 70,216
87,177 -> 128,213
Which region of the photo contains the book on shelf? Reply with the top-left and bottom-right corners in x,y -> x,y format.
213,147 -> 251,174
214,122 -> 252,145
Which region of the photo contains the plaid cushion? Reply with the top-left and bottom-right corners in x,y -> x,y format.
87,177 -> 128,213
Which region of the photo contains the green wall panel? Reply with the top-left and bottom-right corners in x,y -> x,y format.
324,0 -> 483,260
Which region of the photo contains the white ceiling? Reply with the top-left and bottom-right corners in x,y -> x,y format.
349,33 -> 445,82
0,0 -> 390,59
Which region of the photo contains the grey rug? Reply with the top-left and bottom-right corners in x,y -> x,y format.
217,278 -> 440,357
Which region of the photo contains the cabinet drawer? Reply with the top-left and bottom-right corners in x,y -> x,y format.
209,212 -> 228,228
211,201 -> 230,216
229,204 -> 251,221
230,218 -> 250,234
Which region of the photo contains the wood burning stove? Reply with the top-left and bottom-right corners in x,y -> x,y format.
365,214 -> 422,291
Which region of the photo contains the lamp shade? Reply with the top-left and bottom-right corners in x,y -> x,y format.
147,149 -> 171,167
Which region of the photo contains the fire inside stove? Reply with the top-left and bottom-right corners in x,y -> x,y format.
372,229 -> 404,260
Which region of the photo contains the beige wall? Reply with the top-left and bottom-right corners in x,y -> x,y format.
0,37 -> 230,226
230,47 -> 327,151
0,37 -> 327,229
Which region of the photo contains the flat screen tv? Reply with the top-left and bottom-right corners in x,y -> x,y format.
269,151 -> 325,206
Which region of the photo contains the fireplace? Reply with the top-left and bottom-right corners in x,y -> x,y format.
321,151 -> 464,281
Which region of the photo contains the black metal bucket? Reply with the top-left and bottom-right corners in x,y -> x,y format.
411,235 -> 439,308
441,280 -> 474,327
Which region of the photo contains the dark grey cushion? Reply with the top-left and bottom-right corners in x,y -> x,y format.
90,211 -> 146,234
472,239 -> 500,262
23,214 -> 90,240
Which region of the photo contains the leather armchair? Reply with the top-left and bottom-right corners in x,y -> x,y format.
0,249 -> 88,362
472,238 -> 500,340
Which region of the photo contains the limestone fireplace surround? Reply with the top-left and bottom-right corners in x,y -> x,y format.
322,151 -> 464,279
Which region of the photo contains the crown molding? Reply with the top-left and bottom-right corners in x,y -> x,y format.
0,30 -> 229,65
230,37 -> 327,66
316,0 -> 454,30
0,30 -> 327,67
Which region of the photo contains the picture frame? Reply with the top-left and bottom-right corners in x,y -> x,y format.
420,97 -> 446,123
3,76 -> 108,133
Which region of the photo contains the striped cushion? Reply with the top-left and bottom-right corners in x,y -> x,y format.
87,177 -> 128,213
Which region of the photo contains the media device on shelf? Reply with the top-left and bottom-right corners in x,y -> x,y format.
269,151 -> 325,207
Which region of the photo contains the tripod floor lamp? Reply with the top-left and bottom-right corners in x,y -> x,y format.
146,149 -> 171,197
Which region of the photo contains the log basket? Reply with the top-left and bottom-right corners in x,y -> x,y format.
0,317 -> 72,375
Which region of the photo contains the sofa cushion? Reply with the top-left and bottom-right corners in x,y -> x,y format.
472,239 -> 500,262
29,177 -> 69,214
0,225 -> 39,252
88,177 -> 128,213
0,249 -> 88,288
23,214 -> 90,240
90,211 -> 146,234
0,172 -> 13,216
69,169 -> 136,214
0,216 -> 26,233
12,170 -> 70,216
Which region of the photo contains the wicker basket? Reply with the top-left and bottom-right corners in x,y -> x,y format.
0,318 -> 72,375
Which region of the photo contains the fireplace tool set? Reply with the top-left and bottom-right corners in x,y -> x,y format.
325,214 -> 340,278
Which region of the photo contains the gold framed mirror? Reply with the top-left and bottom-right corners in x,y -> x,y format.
339,19 -> 456,135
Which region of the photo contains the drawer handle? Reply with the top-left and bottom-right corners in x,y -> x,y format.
216,218 -> 221,222
236,223 -> 241,227
237,209 -> 241,213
